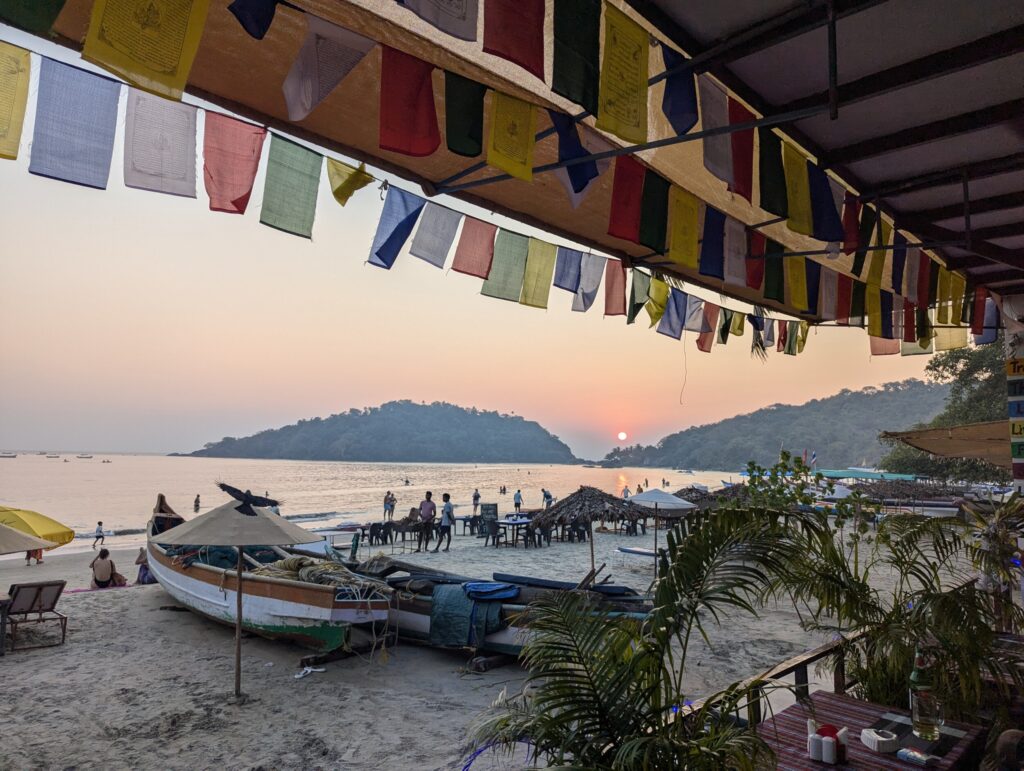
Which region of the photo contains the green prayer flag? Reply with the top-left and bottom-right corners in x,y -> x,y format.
627,269 -> 652,325
638,170 -> 670,252
758,127 -> 788,218
552,0 -> 600,114
916,307 -> 933,346
520,239 -> 557,309
444,71 -> 486,158
927,259 -> 939,307
784,320 -> 799,355
0,0 -> 67,35
717,309 -> 733,344
481,230 -> 529,302
849,280 -> 866,327
851,205 -> 877,277
763,240 -> 785,302
260,135 -> 322,239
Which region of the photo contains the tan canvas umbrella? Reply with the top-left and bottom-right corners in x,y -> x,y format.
0,522 -> 55,556
152,495 -> 322,697
629,489 -> 696,580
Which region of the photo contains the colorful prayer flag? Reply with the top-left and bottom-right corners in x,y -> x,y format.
572,253 -> 606,312
646,278 -> 669,326
409,202 -> 461,268
763,319 -> 776,347
667,186 -> 700,269
729,311 -> 745,337
807,162 -> 844,242
699,207 -> 726,280
683,296 -> 704,332
283,17 -> 373,121
916,252 -> 932,308
836,273 -> 853,323
880,290 -> 894,339
227,0 -> 279,40
203,112 -> 266,214
451,217 -> 497,278
657,289 -> 687,339
746,231 -> 766,290
804,259 -> 822,316
596,4 -> 648,144
553,0 -> 600,114
782,143 -> 813,236
891,232 -> 907,294
851,205 -> 877,277
487,91 -> 536,181
553,247 -> 583,292
849,281 -> 866,327
83,0 -> 209,100
866,218 -> 891,287
368,185 -> 426,268
951,272 -> 966,325
483,0 -> 544,80
820,267 -> 838,320
870,336 -> 900,356
0,0 -> 67,35
444,71 -> 486,157
758,128 -> 787,218
123,89 -> 197,197
763,240 -> 785,303
904,246 -> 920,304
842,192 -> 860,254
380,46 -> 440,157
903,299 -> 916,343
717,309 -> 733,344
549,111 -> 599,194
638,170 -> 670,252
627,270 -> 651,325
260,135 -> 322,238
786,256 -> 809,311
520,239 -> 557,309
404,0 -> 477,41
607,155 -> 645,242
29,58 -> 120,189
796,320 -> 809,354
728,98 -> 755,202
553,124 -> 610,208
696,303 -> 720,352
326,158 -> 373,207
936,267 -> 951,324
723,216 -> 747,287
660,45 -> 697,135
698,76 -> 731,186
604,260 -> 627,316
481,230 -> 529,301
0,42 -> 30,160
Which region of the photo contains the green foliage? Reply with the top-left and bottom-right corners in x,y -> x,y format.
603,380 -> 948,471
879,338 -> 1008,483
189,400 -> 578,463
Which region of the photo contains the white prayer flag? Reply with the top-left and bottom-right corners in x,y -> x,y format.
123,89 -> 197,197
283,16 -> 375,121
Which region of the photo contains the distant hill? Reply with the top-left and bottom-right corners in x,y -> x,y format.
186,400 -> 579,464
602,380 -> 949,471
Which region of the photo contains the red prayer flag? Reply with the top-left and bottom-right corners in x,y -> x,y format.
776,319 -> 788,352
483,0 -> 545,81
903,299 -> 916,343
604,259 -> 627,316
203,113 -> 267,214
728,98 -> 754,202
380,46 -> 440,157
607,155 -> 645,243
696,304 -> 719,352
451,217 -> 497,278
842,192 -> 860,255
835,273 -> 853,324
916,252 -> 931,307
972,287 -> 988,335
746,229 -> 766,289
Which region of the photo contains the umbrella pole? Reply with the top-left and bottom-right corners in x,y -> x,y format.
235,548 -> 243,698
588,519 -> 595,574
654,503 -> 658,582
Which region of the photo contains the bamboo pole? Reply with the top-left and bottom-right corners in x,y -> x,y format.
235,549 -> 243,698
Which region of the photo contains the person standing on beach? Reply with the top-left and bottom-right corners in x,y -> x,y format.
384,491 -> 392,520
194,494 -> 200,513
433,493 -> 454,552
513,489 -> 523,514
25,549 -> 43,566
472,488 -> 480,515
417,491 -> 436,552
92,521 -> 105,549
622,486 -> 630,500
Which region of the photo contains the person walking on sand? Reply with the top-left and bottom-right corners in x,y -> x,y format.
472,488 -> 480,516
433,493 -> 454,552
513,489 -> 523,514
92,521 -> 105,549
416,491 -> 436,552
194,494 -> 200,513
25,549 -> 43,566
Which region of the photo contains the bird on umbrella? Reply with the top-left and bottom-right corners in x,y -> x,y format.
216,482 -> 280,517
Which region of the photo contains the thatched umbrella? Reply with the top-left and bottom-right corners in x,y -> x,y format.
674,484 -> 749,511
533,486 -> 646,529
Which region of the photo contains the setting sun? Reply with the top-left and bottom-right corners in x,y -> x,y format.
617,431 -> 627,441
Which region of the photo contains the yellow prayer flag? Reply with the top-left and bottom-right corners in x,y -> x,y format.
866,219 -> 891,287
645,278 -> 669,326
782,143 -> 813,236
0,42 -> 30,160
487,91 -> 536,182
84,0 -> 210,100
729,311 -> 745,337
327,159 -> 373,206
520,238 -> 557,309
866,285 -> 882,337
595,4 -> 649,144
935,325 -> 968,351
667,186 -> 700,269
785,256 -> 808,311
797,320 -> 810,353
937,267 -> 951,324
950,272 -> 966,325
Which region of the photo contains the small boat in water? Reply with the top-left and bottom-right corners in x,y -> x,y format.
76,454 -> 93,459
0,452 -> 16,459
46,454 -> 60,458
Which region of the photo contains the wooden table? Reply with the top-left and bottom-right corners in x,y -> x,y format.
757,691 -> 986,770
503,518 -> 535,547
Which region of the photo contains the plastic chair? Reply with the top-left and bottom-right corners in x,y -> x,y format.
483,519 -> 508,547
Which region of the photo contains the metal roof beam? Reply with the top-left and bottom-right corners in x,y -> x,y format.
823,99 -> 1024,167
859,152 -> 1024,199
903,191 -> 1024,224
967,223 -> 1024,241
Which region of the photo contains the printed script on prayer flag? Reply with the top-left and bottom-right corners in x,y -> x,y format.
0,42 -> 30,160
596,5 -> 648,144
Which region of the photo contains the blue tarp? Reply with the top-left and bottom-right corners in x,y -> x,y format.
428,583 -> 507,648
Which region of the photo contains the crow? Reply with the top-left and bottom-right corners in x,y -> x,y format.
217,482 -> 280,517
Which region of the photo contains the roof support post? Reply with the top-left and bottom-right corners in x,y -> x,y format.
827,0 -> 839,120
962,172 -> 972,252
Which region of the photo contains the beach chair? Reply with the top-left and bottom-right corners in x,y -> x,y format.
3,580 -> 68,652
462,515 -> 480,535
483,519 -> 508,547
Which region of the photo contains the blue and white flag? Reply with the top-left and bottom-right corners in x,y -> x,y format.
369,186 -> 426,269
656,288 -> 687,339
554,247 -> 584,292
572,252 -> 606,312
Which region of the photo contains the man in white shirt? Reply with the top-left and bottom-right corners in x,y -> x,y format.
433,493 -> 454,553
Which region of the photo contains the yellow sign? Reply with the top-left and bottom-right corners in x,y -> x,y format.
1006,360 -> 1024,377
1011,421 -> 1024,438
595,4 -> 648,144
0,42 -> 30,160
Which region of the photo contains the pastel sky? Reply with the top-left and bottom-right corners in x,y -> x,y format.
0,25 -> 931,460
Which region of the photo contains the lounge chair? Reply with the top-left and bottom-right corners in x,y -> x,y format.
3,580 -> 68,652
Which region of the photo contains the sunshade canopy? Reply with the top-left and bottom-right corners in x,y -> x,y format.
0,522 -> 56,556
628,488 -> 697,509
880,420 -> 1010,469
153,500 -> 322,547
0,506 -> 75,548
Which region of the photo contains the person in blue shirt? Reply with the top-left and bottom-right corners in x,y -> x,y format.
513,490 -> 523,513
433,493 -> 454,553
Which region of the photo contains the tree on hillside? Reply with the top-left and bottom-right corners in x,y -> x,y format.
878,338 -> 1008,483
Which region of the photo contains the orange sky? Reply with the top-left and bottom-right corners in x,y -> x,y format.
0,27 -> 932,459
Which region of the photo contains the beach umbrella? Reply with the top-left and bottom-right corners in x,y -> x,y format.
628,489 -> 696,579
0,522 -> 55,556
0,506 -> 75,548
151,488 -> 321,697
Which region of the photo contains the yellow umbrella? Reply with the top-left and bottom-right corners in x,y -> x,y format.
0,522 -> 56,556
0,506 -> 75,548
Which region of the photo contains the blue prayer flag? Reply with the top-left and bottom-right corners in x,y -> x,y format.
880,290 -> 894,339
656,288 -> 687,339
807,161 -> 844,243
553,247 -> 584,292
660,45 -> 698,136
699,207 -> 726,280
228,0 -> 279,39
891,232 -> 907,294
368,186 -> 426,269
548,110 -> 599,194
805,259 -> 822,316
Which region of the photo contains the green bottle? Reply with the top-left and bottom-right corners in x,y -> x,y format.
909,646 -> 941,741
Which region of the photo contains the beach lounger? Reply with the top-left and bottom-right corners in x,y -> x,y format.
3,580 -> 68,652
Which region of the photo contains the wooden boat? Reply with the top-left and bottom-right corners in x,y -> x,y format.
147,515 -> 390,652
0,452 -> 16,459
76,454 -> 93,459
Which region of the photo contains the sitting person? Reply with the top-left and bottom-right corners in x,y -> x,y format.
134,547 -> 156,585
90,548 -> 116,589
